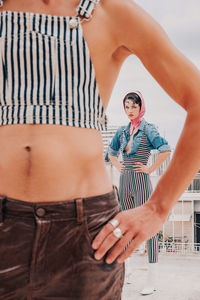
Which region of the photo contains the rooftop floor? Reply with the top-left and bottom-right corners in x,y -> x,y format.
122,253 -> 200,300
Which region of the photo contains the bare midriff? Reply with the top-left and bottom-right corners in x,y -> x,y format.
0,124 -> 112,202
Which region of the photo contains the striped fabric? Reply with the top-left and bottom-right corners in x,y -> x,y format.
0,0 -> 107,129
119,131 -> 158,263
77,0 -> 100,19
123,133 -> 150,170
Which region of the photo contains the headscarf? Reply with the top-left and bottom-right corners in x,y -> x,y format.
123,91 -> 145,131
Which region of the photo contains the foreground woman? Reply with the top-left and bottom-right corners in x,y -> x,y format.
0,0 -> 200,299
108,91 -> 171,295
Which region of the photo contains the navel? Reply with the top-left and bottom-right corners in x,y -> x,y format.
25,146 -> 31,152
25,149 -> 32,177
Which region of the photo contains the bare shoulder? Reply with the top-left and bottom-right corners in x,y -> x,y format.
101,0 -> 137,15
100,0 -> 168,54
101,0 -> 141,28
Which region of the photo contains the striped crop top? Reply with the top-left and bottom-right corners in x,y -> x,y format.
0,0 -> 107,130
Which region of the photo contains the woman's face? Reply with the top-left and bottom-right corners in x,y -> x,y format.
124,99 -> 140,120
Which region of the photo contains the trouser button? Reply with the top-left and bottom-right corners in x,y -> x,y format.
36,207 -> 46,217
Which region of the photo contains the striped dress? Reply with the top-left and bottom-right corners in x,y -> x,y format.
0,0 -> 107,130
119,129 -> 159,263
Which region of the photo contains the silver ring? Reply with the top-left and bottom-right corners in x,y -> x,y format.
109,219 -> 119,228
113,227 -> 123,239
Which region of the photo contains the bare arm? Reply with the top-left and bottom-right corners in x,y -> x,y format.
92,0 -> 200,262
115,0 -> 200,208
109,0 -> 200,215
108,154 -> 124,173
135,151 -> 171,174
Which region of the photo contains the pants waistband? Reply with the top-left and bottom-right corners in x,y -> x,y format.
0,186 -> 119,223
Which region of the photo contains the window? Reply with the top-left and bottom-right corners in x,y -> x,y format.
188,179 -> 200,192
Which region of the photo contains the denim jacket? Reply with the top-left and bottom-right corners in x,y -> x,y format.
108,118 -> 171,158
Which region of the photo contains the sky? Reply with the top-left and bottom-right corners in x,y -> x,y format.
106,0 -> 200,149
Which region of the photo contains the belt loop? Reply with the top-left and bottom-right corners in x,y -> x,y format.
0,196 -> 6,223
113,185 -> 120,202
76,199 -> 84,224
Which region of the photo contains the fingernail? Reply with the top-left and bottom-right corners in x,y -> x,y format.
106,259 -> 112,264
92,243 -> 97,249
117,258 -> 122,263
94,253 -> 101,260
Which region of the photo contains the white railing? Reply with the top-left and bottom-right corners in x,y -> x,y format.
134,242 -> 200,255
158,242 -> 200,254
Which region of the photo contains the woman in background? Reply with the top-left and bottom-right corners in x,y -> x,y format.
108,91 -> 171,295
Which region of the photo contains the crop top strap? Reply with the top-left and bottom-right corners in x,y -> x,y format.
76,0 -> 100,20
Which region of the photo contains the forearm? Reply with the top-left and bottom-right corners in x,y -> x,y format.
148,151 -> 171,174
146,107 -> 200,220
109,154 -> 121,171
